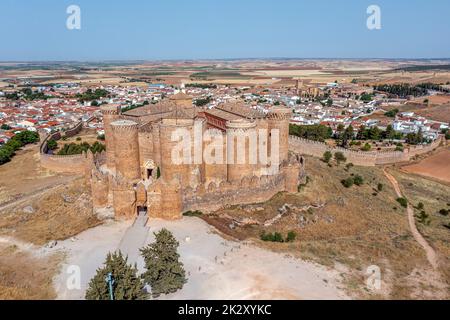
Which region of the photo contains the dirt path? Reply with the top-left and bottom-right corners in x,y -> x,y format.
383,168 -> 439,270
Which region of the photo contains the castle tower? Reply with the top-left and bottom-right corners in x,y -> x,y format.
100,104 -> 120,170
159,118 -> 194,186
267,106 -> 291,164
226,119 -> 257,182
110,120 -> 141,180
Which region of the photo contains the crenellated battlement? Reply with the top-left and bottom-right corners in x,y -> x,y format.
110,119 -> 140,132
100,104 -> 121,115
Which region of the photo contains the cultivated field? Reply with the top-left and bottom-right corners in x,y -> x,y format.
402,148 -> 450,184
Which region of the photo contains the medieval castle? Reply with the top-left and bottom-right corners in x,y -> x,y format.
90,93 -> 304,220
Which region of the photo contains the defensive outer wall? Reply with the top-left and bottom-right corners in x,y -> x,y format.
289,135 -> 446,166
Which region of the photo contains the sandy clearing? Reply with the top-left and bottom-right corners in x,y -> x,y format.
53,217 -> 348,300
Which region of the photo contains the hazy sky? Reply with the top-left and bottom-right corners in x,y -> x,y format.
1,0 -> 449,61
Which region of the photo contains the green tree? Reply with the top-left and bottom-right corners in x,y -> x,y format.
47,139 -> 58,151
337,125 -> 354,147
360,93 -> 373,102
289,124 -> 332,142
384,125 -> 396,140
85,251 -> 147,300
384,109 -> 399,118
140,228 -> 187,298
1,124 -> 11,130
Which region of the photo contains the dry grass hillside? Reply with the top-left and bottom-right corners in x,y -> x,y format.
206,156 -> 449,299
0,244 -> 62,300
391,169 -> 450,287
0,177 -> 101,245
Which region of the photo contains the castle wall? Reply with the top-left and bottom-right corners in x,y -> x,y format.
289,135 -> 446,166
91,171 -> 109,208
40,153 -> 90,173
112,188 -> 136,219
204,129 -> 227,183
182,174 -> 287,213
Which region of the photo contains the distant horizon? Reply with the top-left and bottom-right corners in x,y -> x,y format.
2,57 -> 450,64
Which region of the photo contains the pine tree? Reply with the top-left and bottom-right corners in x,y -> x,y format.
85,251 -> 147,300
140,228 -> 187,297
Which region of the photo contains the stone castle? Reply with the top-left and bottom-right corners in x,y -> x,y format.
90,93 -> 304,220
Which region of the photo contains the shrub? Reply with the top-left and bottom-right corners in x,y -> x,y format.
416,211 -> 431,225
341,177 -> 354,188
183,210 -> 203,217
438,209 -> 449,216
345,163 -> 354,171
286,231 -> 297,242
361,143 -> 372,151
377,183 -> 383,192
156,167 -> 161,179
396,197 -> 408,208
334,152 -> 347,165
76,137 -> 82,141
416,202 -> 424,210
353,175 -> 364,186
260,232 -> 284,243
323,151 -> 332,163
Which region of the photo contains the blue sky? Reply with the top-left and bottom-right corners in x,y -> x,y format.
0,0 -> 449,61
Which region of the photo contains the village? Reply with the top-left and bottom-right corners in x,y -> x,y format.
1,74 -> 449,151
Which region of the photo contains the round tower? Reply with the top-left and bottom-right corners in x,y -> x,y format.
100,104 -> 120,170
110,120 -> 141,180
267,106 -> 292,164
226,119 -> 257,182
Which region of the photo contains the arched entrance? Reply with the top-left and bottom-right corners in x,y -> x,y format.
137,205 -> 148,216
143,159 -> 156,180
